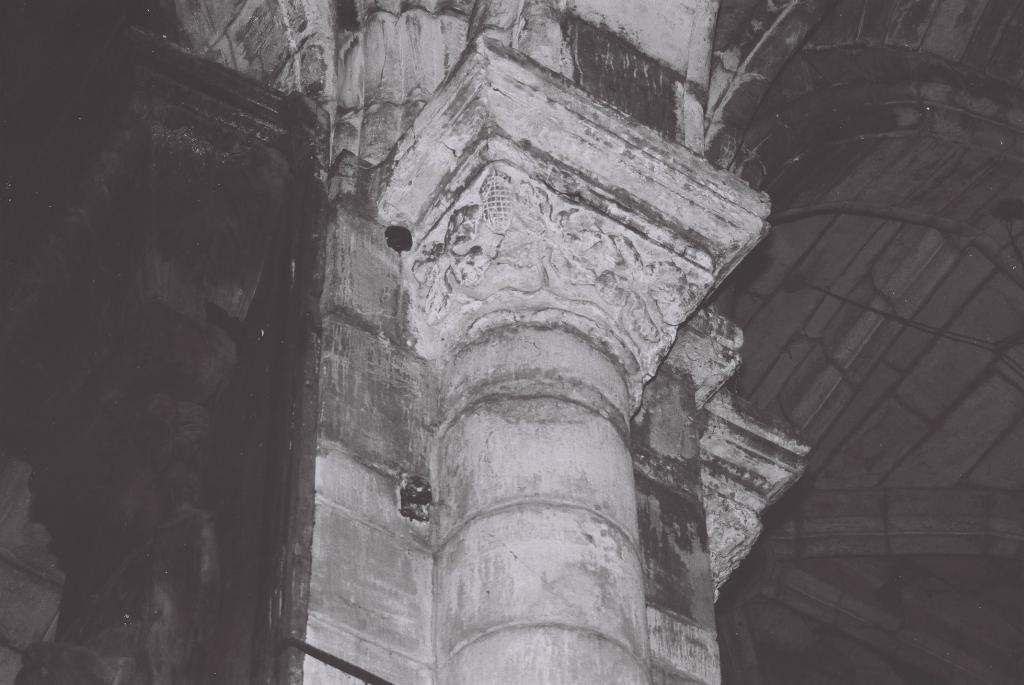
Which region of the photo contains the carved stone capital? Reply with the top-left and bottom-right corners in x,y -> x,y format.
407,162 -> 705,381
377,38 -> 770,389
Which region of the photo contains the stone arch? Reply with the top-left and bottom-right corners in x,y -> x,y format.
732,48 -> 1024,188
706,0 -> 841,167
707,0 -> 1024,182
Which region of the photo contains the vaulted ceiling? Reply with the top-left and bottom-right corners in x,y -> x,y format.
710,2 -> 1024,683
1,1 -> 1021,683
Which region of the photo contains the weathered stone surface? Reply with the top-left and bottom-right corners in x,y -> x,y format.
565,17 -> 679,140
630,341 -> 805,683
306,612 -> 434,685
309,287 -> 436,683
335,5 -> 468,172
318,315 -> 433,476
566,0 -> 697,74
438,397 -> 639,543
637,474 -> 715,628
0,30 -> 328,683
228,0 -> 292,81
307,496 -> 433,682
167,0 -> 337,102
436,505 -> 648,654
315,448 -> 430,547
322,207 -> 404,340
632,371 -> 809,592
440,628 -> 649,685
647,607 -> 721,685
632,369 -> 697,470
432,327 -> 650,684
24,2 -> 1024,684
707,0 -> 838,167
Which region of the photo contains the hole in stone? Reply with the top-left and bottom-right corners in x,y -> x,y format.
385,225 -> 412,253
399,474 -> 431,522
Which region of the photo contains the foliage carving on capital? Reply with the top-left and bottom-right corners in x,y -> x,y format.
407,163 -> 706,377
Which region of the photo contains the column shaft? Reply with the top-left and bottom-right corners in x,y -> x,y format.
435,327 -> 651,684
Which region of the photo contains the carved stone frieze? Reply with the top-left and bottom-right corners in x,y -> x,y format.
407,162 -> 704,380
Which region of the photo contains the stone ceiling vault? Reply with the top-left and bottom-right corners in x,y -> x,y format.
710,2 -> 1024,683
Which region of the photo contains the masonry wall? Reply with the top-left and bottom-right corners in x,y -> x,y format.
634,371 -> 722,685
302,207 -> 436,684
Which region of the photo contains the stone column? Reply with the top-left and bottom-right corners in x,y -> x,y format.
376,39 -> 771,683
435,325 -> 648,683
407,163 -> 706,683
